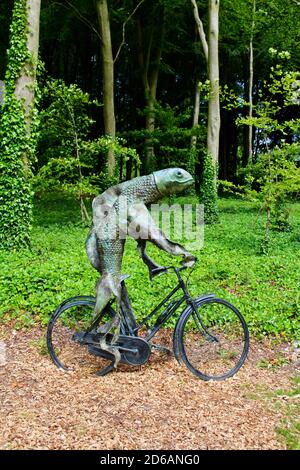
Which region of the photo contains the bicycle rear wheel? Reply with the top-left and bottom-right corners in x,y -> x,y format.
174,297 -> 249,381
47,296 -> 116,373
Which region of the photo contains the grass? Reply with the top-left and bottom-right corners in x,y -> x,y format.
0,194 -> 299,339
243,376 -> 300,450
275,377 -> 300,450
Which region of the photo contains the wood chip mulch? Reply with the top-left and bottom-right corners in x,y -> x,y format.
0,324 -> 299,450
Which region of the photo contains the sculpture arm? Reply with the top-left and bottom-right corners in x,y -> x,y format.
128,203 -> 196,267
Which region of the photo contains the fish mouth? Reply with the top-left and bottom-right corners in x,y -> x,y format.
177,178 -> 194,185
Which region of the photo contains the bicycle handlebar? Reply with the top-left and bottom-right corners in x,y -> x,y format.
151,257 -> 197,278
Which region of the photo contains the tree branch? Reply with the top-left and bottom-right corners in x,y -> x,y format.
50,0 -> 102,41
191,0 -> 208,62
114,0 -> 145,63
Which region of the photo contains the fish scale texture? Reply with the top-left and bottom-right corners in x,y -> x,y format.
94,174 -> 159,274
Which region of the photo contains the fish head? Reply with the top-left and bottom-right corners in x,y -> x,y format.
153,168 -> 194,195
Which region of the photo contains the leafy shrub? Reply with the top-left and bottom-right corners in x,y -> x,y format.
120,101 -> 206,172
34,78 -> 140,217
199,151 -> 219,223
223,57 -> 300,241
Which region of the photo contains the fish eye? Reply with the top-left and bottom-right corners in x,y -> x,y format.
176,170 -> 183,178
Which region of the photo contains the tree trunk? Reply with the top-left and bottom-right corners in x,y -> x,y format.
96,0 -> 116,177
14,0 -> 41,170
248,0 -> 256,163
191,82 -> 201,192
137,10 -> 164,173
191,82 -> 200,149
0,0 -> 41,248
144,67 -> 159,172
207,0 -> 220,169
191,0 -> 220,174
190,0 -> 207,157
191,0 -> 208,61
219,108 -> 239,182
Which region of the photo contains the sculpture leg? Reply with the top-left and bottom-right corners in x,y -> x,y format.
94,273 -> 122,372
137,239 -> 165,277
120,282 -> 137,334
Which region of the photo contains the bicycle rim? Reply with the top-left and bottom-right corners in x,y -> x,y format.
47,297 -> 115,374
176,298 -> 249,381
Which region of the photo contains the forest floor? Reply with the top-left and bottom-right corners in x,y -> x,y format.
0,323 -> 299,450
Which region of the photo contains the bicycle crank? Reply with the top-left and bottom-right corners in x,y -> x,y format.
87,334 -> 151,366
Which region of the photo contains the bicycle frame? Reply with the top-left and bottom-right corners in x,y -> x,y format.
82,265 -> 216,344
120,266 -> 210,342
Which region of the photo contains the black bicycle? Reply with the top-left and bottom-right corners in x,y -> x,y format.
47,264 -> 249,381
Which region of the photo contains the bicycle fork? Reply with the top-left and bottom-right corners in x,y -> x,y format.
188,298 -> 219,343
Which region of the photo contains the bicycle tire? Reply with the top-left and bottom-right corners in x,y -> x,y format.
47,296 -> 116,372
174,297 -> 249,381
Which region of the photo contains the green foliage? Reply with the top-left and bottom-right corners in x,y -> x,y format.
199,151 -> 219,223
0,0 -> 38,249
0,1 -> 12,78
250,144 -> 300,231
235,59 -> 300,239
37,78 -> 97,159
221,0 -> 300,80
4,0 -> 30,87
121,101 -> 206,171
218,179 -> 249,199
0,97 -> 34,248
277,422 -> 300,450
35,78 -> 100,200
35,78 -> 140,201
1,196 -> 299,340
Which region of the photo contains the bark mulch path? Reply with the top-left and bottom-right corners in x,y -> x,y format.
0,324 -> 299,450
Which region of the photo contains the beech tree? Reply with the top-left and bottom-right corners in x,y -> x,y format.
207,0 -> 220,168
248,0 -> 256,162
136,2 -> 164,173
190,0 -> 208,152
0,0 -> 41,248
12,0 -> 41,170
190,0 -> 220,222
191,0 -> 220,169
96,0 -> 116,177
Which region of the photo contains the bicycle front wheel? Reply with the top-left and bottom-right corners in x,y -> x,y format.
174,297 -> 249,381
